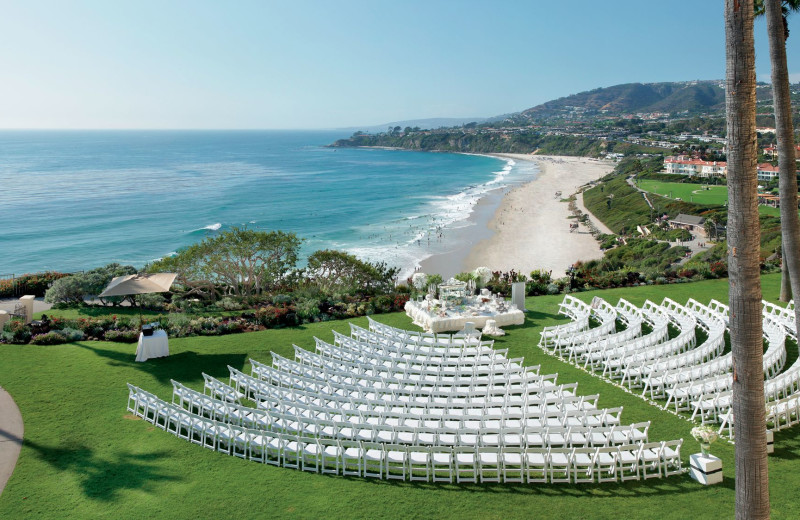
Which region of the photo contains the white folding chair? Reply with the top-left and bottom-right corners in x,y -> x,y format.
478,447 -> 501,483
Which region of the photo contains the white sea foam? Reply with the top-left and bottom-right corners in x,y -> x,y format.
344,156 -> 538,279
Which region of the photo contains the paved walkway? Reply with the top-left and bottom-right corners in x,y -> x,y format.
0,297 -> 52,314
0,386 -> 23,497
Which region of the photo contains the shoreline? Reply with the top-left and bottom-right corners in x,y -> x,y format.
419,154 -> 614,279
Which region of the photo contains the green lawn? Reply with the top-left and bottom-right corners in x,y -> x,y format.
2,274 -> 799,519
636,180 -> 781,217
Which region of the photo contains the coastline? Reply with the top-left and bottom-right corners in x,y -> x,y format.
419,154 -> 614,279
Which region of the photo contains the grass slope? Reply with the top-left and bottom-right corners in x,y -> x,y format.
1,274 -> 799,519
637,179 -> 780,217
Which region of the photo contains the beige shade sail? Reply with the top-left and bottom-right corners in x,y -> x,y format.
98,273 -> 177,298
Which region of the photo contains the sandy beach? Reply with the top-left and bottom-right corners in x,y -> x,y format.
420,154 -> 614,279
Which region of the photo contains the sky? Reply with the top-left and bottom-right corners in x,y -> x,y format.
1,0 -> 798,130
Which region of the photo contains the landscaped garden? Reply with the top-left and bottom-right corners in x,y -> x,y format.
2,273 -> 800,519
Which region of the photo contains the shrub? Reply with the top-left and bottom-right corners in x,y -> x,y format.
371,295 -> 393,314
104,330 -> 139,343
30,331 -> 68,345
135,293 -> 166,310
255,305 -> 291,328
295,298 -> 322,322
217,297 -> 244,311
1,321 -> 31,344
59,328 -> 85,342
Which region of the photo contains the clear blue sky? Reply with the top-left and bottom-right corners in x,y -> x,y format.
1,0 -> 798,129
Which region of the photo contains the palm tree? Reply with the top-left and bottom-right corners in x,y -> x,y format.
756,0 -> 800,302
725,1 -> 770,518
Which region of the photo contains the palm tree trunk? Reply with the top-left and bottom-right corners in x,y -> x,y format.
726,1 -> 770,518
767,0 -> 800,310
780,244 -> 792,301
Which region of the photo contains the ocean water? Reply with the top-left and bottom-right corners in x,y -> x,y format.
0,130 -> 537,277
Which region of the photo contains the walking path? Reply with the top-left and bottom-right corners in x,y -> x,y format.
626,176 -> 655,210
576,191 -> 614,235
0,386 -> 23,497
0,297 -> 52,314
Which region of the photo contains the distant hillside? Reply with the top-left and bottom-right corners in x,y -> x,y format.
519,81 -> 730,119
340,117 -> 488,133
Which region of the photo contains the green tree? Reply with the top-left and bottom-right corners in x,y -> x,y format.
150,228 -> 302,298
725,1 -> 770,517
305,249 -> 399,294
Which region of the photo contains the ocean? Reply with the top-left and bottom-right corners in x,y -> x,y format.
0,130 -> 537,278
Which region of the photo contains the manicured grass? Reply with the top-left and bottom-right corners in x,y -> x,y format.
2,274 -> 799,519
636,180 -> 781,217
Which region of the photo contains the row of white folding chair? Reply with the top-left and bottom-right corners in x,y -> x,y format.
580,307 -> 671,370
310,345 -> 533,387
246,362 -> 565,404
190,399 -> 641,449
696,363 -> 800,426
539,316 -> 591,348
548,299 -> 619,351
350,323 -> 494,355
202,373 -> 245,402
174,380 -> 275,430
762,300 -> 798,340
665,373 -> 733,413
597,302 -> 692,365
352,323 -> 492,354
182,379 -> 639,449
706,299 -> 730,323
338,331 -> 505,365
250,380 -> 608,427
641,351 -> 732,400
294,342 -> 539,378
253,389 -> 616,432
322,336 -> 512,374
620,329 -> 723,388
762,317 -> 788,379
133,384 -> 682,483
280,350 -> 541,392
767,393 -> 800,431
565,299 -> 644,363
603,321 -> 702,379
539,295 -> 592,347
366,316 -> 481,346
245,369 -> 583,417
316,337 -> 522,372
324,331 -> 519,366
685,299 -> 729,332
250,359 -> 560,403
559,294 -> 593,319
641,308 -> 784,399
182,379 -> 615,439
249,369 -> 594,417
546,297 -> 618,345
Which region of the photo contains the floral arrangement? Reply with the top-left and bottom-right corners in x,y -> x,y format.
691,425 -> 719,456
411,272 -> 428,291
473,266 -> 492,287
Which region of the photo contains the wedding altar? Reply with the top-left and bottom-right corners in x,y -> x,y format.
404,279 -> 525,333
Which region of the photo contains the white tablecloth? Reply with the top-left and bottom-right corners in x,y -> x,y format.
135,330 -> 169,362
405,300 -> 525,333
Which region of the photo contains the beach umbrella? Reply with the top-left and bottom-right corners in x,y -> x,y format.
99,273 -> 177,328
